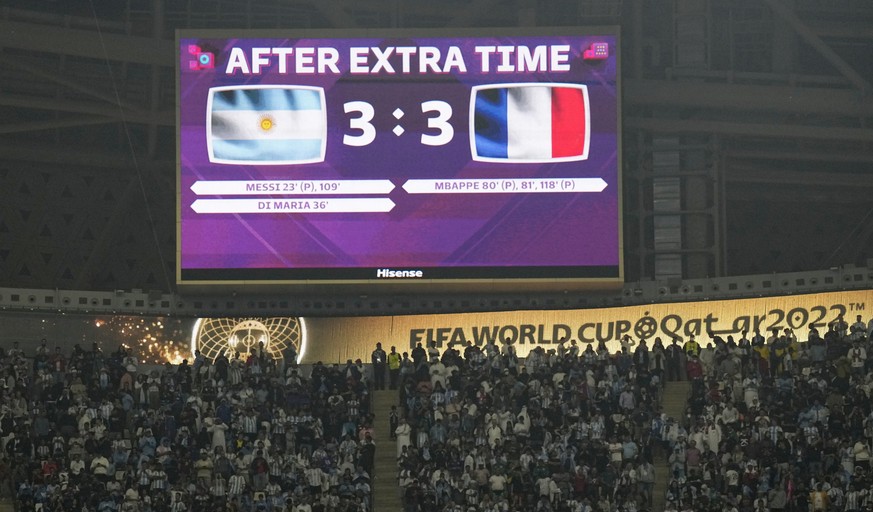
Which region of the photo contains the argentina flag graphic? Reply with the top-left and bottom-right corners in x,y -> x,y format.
470,83 -> 589,163
206,85 -> 326,165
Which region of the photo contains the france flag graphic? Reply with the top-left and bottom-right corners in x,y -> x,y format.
470,83 -> 589,163
206,85 -> 326,165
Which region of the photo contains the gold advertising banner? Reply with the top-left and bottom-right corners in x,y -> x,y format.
301,290 -> 873,364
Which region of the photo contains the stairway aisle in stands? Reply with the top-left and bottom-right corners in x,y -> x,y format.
652,380 -> 691,512
372,390 -> 402,512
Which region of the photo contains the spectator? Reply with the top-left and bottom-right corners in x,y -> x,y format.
4,342 -> 373,511
387,347 -> 402,390
371,343 -> 387,391
661,314 -> 873,512
395,337 -> 663,512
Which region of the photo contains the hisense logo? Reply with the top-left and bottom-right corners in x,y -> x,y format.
376,268 -> 424,278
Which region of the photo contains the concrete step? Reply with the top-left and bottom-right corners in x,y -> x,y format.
371,389 -> 403,512
651,380 -> 692,512
374,462 -> 397,472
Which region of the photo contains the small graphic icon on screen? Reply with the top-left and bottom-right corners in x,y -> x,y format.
583,42 -> 609,61
188,45 -> 215,70
206,85 -> 327,165
470,83 -> 590,163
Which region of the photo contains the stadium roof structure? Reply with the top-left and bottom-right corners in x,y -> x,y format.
0,0 -> 872,303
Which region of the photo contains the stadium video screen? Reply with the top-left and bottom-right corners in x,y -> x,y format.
176,29 -> 621,288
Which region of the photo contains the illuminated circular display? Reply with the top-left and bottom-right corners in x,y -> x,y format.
191,317 -> 305,362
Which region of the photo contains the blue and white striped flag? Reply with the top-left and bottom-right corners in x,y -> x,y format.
207,85 -> 326,165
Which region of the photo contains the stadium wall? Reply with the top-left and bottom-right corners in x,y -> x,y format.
0,290 -> 871,364
302,289 -> 873,362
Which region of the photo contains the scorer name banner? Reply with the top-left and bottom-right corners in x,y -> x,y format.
178,30 -> 619,283
300,290 -> 873,364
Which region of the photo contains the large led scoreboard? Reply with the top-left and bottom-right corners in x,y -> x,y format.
176,28 -> 622,291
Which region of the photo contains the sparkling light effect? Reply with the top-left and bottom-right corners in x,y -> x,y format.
92,316 -> 191,364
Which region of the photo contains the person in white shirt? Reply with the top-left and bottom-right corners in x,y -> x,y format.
637,460 -> 655,506
210,418 -> 228,451
851,315 -> 867,340
489,471 -> 507,496
486,420 -> 503,448
293,497 -> 313,512
90,454 -> 110,481
854,439 -> 871,467
850,342 -> 867,375
395,418 -> 411,457
720,403 -> 739,426
513,415 -> 530,439
535,475 -> 552,498
725,466 -> 740,495
69,454 -> 85,478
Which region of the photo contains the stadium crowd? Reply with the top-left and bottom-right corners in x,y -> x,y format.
5,310 -> 873,512
0,340 -> 375,512
658,315 -> 873,512
390,313 -> 873,512
391,337 -> 664,512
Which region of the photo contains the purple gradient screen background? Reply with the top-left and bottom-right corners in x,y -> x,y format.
178,34 -> 619,280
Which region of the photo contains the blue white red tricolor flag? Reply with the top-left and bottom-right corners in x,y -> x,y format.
470,83 -> 590,163
206,85 -> 327,165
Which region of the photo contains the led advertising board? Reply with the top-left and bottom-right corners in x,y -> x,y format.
176,29 -> 621,290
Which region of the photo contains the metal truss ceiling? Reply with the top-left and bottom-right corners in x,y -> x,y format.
0,0 -> 872,295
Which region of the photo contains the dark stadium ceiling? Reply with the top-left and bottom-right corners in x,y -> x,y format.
1,0 -> 873,295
